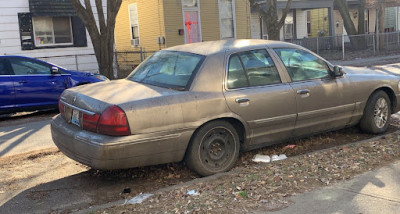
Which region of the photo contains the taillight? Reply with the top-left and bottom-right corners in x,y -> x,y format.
97,106 -> 131,136
58,101 -> 65,118
82,113 -> 100,132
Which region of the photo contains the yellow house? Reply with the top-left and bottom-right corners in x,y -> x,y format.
115,0 -> 251,69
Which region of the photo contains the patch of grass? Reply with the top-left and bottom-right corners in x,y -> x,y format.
238,191 -> 248,198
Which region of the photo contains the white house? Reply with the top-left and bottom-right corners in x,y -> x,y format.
0,0 -> 99,73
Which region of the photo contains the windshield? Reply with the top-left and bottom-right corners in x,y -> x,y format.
127,51 -> 205,90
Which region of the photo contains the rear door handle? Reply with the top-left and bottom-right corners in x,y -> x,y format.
297,89 -> 310,95
235,97 -> 250,104
18,81 -> 28,84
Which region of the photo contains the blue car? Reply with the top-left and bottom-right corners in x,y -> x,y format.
0,56 -> 108,114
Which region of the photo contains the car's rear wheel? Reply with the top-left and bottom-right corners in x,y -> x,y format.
185,121 -> 240,176
360,90 -> 391,134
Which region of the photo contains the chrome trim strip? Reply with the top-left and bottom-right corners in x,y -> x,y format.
252,114 -> 297,125
60,100 -> 96,116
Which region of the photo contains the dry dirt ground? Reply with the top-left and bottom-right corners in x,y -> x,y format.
1,117 -> 400,213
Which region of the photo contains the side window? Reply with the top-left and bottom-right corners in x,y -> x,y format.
239,50 -> 281,86
227,55 -> 248,89
9,58 -> 51,75
274,48 -> 329,81
0,60 -> 10,75
227,49 -> 281,89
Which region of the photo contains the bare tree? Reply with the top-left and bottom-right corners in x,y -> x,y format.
334,0 -> 366,49
71,0 -> 122,79
249,0 -> 293,40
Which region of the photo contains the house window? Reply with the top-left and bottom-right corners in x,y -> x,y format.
219,0 -> 235,39
129,3 -> 139,42
284,12 -> 294,40
183,0 -> 198,8
33,17 -> 73,46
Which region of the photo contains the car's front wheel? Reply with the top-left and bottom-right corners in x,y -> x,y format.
185,121 -> 240,176
360,90 -> 391,134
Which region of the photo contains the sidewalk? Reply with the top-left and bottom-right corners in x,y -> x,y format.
267,160 -> 400,214
330,54 -> 400,67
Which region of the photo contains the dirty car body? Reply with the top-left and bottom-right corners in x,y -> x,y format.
52,40 -> 400,176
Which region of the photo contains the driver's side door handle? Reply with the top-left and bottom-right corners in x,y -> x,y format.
297,89 -> 310,95
235,97 -> 250,104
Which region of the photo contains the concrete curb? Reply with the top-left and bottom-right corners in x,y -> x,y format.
75,130 -> 400,214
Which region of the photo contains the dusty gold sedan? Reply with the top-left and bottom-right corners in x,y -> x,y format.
52,40 -> 400,176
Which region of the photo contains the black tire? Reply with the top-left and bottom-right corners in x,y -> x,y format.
185,120 -> 240,176
360,90 -> 391,134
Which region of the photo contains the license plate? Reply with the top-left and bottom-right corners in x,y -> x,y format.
71,109 -> 80,127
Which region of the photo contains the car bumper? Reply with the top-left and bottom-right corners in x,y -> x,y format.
51,115 -> 195,170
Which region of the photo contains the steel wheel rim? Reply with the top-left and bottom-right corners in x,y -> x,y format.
199,127 -> 236,171
374,97 -> 389,129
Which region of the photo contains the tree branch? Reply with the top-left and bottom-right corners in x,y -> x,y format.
95,0 -> 106,34
277,0 -> 293,29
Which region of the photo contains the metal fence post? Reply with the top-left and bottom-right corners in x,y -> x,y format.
342,34 -> 345,60
75,55 -> 79,71
140,47 -> 144,62
373,34 -> 376,56
316,37 -> 319,54
398,31 -> 400,47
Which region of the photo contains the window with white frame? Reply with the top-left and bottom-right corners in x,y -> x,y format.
219,0 -> 235,39
33,17 -> 73,46
129,3 -> 139,41
284,12 -> 294,40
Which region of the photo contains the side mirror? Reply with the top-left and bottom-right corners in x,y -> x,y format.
331,65 -> 344,77
51,66 -> 59,74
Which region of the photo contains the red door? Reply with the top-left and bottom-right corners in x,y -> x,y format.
184,11 -> 200,43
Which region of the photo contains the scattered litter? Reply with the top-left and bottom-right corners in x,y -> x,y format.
187,190 -> 200,196
272,154 -> 287,162
252,154 -> 271,163
122,188 -> 131,194
283,144 -> 296,149
0,190 -> 4,194
253,154 -> 287,163
125,193 -> 153,204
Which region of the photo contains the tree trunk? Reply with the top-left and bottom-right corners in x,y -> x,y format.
357,0 -> 365,34
377,2 -> 386,50
334,0 -> 366,50
71,0 -> 122,79
249,0 -> 292,41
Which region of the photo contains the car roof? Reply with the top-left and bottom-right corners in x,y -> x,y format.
164,39 -> 301,56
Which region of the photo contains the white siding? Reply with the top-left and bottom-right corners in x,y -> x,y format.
0,0 -> 102,73
296,10 -> 307,38
250,12 -> 261,39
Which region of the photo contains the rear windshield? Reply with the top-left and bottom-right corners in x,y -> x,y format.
127,51 -> 205,90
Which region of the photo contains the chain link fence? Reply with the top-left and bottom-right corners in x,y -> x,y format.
288,31 -> 400,61
37,32 -> 400,79
115,48 -> 158,78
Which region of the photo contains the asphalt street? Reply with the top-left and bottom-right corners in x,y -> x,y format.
0,119 -> 54,158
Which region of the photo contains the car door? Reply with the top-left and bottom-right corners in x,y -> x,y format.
8,57 -> 67,108
223,48 -> 297,147
0,58 -> 15,112
273,48 -> 355,137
